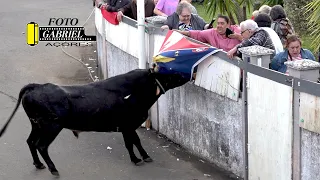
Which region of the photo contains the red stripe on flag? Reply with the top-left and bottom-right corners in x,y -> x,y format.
159,30 -> 174,51
101,8 -> 119,25
159,30 -> 208,52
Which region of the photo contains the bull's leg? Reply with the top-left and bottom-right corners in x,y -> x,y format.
131,130 -> 153,163
36,123 -> 62,176
122,131 -> 143,166
26,122 -> 45,169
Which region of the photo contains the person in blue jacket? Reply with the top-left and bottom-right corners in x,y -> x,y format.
270,34 -> 315,74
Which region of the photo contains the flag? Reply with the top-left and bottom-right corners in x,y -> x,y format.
153,30 -> 220,80
101,8 -> 119,25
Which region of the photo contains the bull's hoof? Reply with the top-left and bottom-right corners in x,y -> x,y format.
50,170 -> 60,177
143,157 -> 153,163
132,159 -> 144,166
33,162 -> 46,169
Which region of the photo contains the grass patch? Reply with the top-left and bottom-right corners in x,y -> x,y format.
193,3 -> 212,22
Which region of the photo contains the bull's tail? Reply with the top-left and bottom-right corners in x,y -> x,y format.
0,84 -> 40,137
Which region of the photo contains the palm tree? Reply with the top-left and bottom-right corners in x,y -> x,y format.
283,0 -> 313,37
203,0 -> 254,25
261,0 -> 283,6
305,0 -> 320,53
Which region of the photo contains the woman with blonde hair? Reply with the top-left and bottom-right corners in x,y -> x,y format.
259,5 -> 271,15
251,10 -> 259,20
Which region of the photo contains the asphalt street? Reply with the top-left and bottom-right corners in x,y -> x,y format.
0,1 -> 236,179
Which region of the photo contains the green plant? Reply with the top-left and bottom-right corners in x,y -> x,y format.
261,0 -> 283,6
305,0 -> 320,53
203,0 -> 254,25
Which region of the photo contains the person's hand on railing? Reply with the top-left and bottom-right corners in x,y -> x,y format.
101,4 -> 109,10
117,11 -> 124,22
95,0 -> 106,8
161,25 -> 169,30
173,29 -> 190,37
227,46 -> 237,59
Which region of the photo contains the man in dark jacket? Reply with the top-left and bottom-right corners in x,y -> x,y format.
117,0 -> 155,21
104,0 -> 131,12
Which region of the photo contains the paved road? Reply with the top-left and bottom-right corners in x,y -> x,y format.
0,1 -> 237,180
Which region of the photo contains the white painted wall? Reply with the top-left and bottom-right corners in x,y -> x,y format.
194,55 -> 241,101
247,73 -> 293,180
153,34 -> 166,57
104,18 -> 149,59
299,92 -> 320,134
95,7 -> 104,36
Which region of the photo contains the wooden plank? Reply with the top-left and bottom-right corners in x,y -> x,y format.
247,73 -> 293,180
299,92 -> 320,134
196,57 -> 213,90
194,56 -> 209,86
153,35 -> 165,56
209,58 -> 240,101
194,56 -> 241,101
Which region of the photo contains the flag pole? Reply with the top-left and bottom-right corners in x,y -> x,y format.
137,0 -> 149,128
137,0 -> 146,69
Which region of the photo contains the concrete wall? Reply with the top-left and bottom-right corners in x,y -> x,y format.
106,41 -> 138,77
158,83 -> 243,176
301,129 -> 320,180
96,24 -> 244,179
102,38 -> 244,177
95,7 -> 320,180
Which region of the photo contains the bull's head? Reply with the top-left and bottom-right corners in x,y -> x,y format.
150,63 -> 189,94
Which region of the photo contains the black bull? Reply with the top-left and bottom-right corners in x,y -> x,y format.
0,68 -> 188,176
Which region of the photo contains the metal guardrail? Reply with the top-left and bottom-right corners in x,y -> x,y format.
120,15 -> 320,97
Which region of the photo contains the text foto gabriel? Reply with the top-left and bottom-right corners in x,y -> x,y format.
45,18 -> 85,47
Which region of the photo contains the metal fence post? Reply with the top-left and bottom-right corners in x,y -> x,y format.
238,45 -> 274,69
286,59 -> 320,180
242,56 -> 249,180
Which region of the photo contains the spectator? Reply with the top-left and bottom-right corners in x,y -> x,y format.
254,13 -> 271,27
161,2 -> 208,31
180,0 -> 197,14
227,19 -> 275,59
259,5 -> 271,15
270,5 -> 295,46
117,0 -> 155,21
270,34 -> 315,74
103,0 -> 131,12
254,13 -> 283,54
251,10 -> 259,20
174,15 -> 242,52
154,0 -> 179,17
